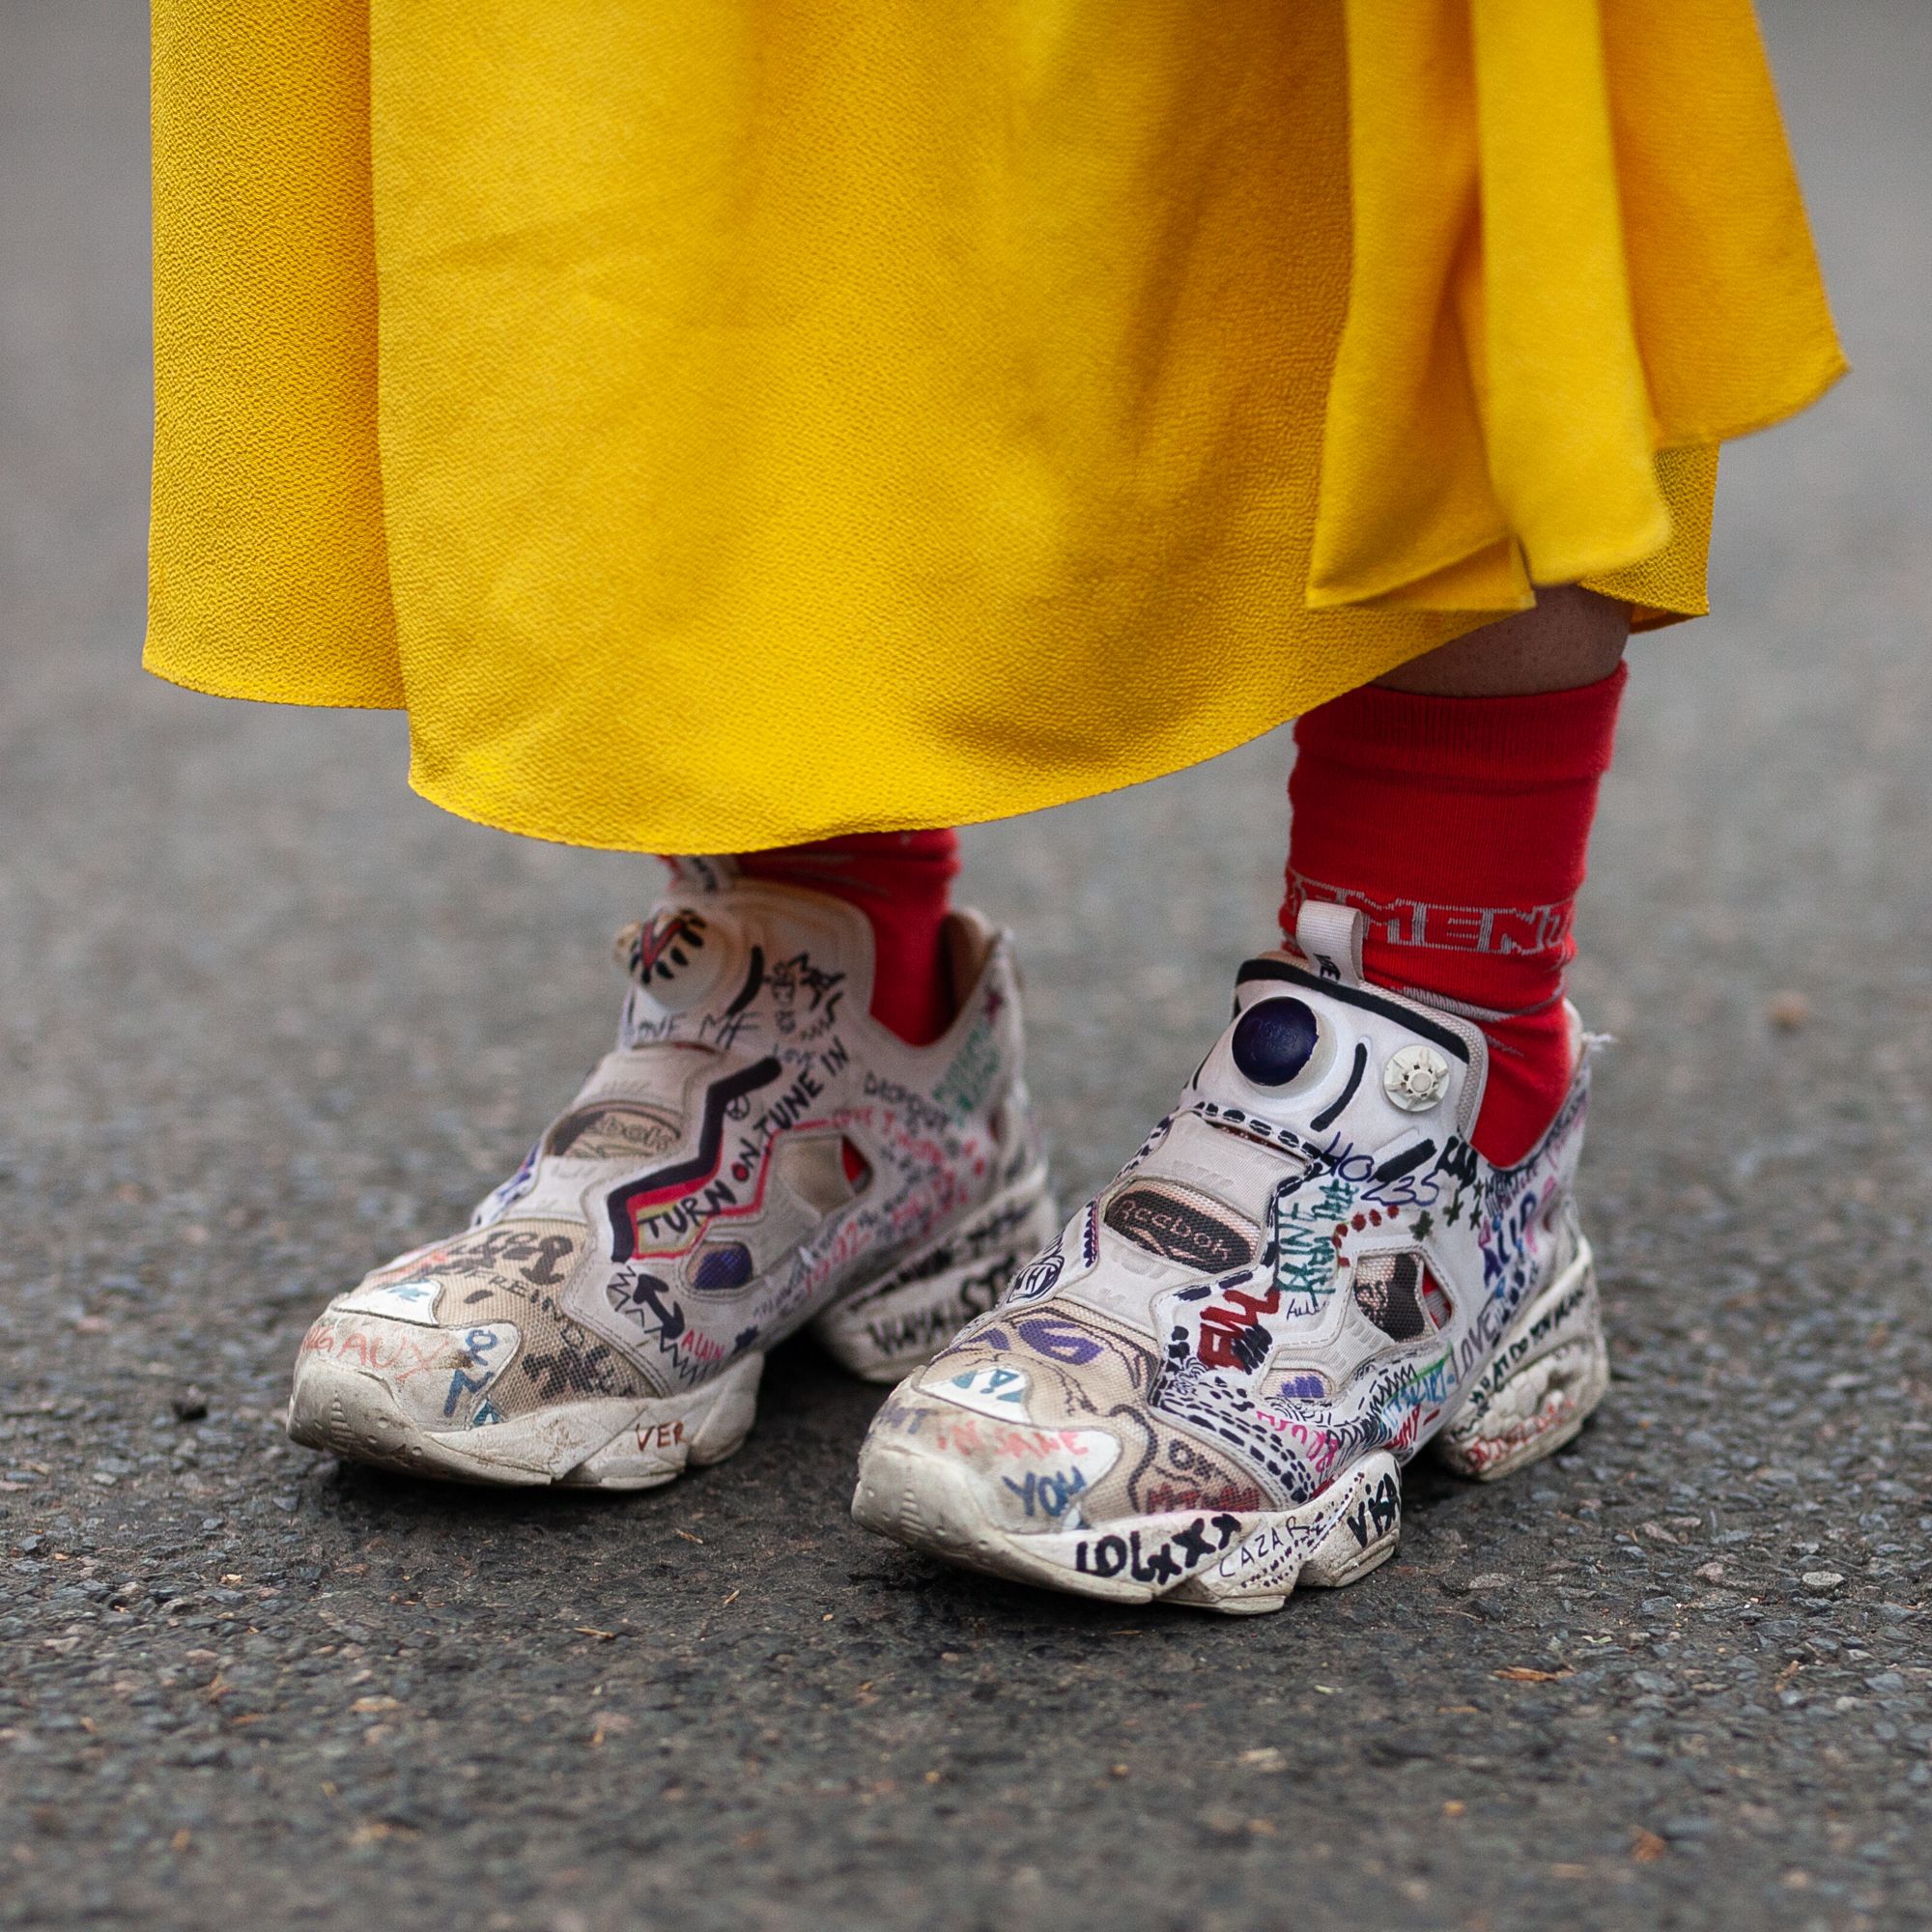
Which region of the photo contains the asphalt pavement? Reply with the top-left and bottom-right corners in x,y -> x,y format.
2,4 -> 1929,1928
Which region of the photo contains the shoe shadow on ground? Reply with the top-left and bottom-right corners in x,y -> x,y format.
300,1331 -> 1590,1631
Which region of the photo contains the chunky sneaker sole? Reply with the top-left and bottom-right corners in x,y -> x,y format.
852,897 -> 1610,1612
1434,1237 -> 1609,1482
289,873 -> 1053,1490
853,1229 -> 1605,1609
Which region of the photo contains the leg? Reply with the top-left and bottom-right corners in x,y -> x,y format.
1288,585 -> 1631,1165
854,596 -> 1625,1603
1376,585 -> 1630,696
734,830 -> 960,1045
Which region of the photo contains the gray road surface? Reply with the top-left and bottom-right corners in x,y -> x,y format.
2,4 -> 1929,1928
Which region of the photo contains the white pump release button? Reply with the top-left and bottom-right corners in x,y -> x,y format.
1382,1042 -> 1450,1113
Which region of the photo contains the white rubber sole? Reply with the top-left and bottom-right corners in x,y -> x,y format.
287,1163 -> 1056,1490
287,1348 -> 765,1491
853,1439 -> 1406,1614
851,1242 -> 1606,1613
1435,1238 -> 1608,1480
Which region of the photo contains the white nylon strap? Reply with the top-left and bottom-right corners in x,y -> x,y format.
1294,899 -> 1365,984
664,854 -> 741,895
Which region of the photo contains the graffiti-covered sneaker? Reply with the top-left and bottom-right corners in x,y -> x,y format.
288,868 -> 1055,1489
852,899 -> 1609,1612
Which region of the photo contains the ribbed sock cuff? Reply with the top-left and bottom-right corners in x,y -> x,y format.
1292,663 -> 1628,790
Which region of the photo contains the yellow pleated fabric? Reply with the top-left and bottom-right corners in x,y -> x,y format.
148,0 -> 1842,853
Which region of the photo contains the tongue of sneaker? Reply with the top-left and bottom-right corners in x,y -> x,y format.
1188,902 -> 1490,1172
466,887 -> 876,1233
612,890 -> 874,1054
1066,907 -> 1491,1308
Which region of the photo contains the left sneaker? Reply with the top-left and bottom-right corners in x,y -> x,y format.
288,872 -> 1055,1489
852,900 -> 1610,1612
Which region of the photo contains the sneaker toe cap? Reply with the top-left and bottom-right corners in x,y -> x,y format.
863,1380 -> 1123,1534
293,1301 -> 521,1434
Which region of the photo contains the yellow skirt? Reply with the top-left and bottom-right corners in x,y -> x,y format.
147,0 -> 1842,853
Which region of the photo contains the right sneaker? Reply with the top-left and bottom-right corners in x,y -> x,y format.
851,899 -> 1610,1612
288,868 -> 1055,1489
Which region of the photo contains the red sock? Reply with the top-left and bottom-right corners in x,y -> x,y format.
1283,667 -> 1627,1167
735,831 -> 959,1046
